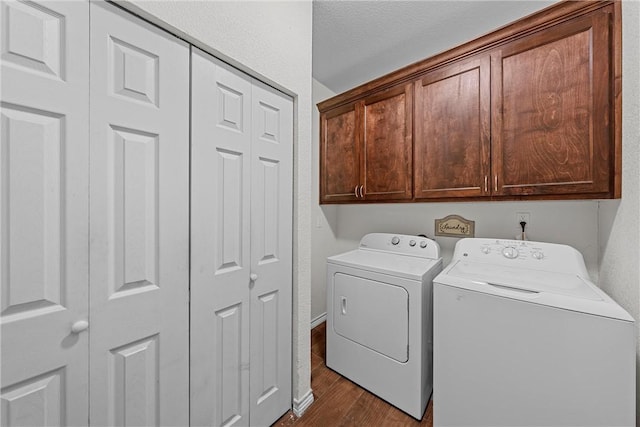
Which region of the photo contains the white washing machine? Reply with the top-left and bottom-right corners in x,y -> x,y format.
433,238 -> 635,427
326,233 -> 442,419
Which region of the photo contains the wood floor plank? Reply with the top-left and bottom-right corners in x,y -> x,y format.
294,376 -> 364,427
310,351 -> 323,372
310,363 -> 341,400
380,403 -> 422,427
272,322 -> 433,426
338,388 -> 390,427
310,323 -> 326,358
420,400 -> 434,426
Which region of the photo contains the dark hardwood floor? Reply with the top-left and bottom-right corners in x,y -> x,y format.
274,322 -> 434,427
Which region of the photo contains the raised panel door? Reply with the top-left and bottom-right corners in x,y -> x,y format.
249,81 -> 293,426
319,103 -> 360,203
190,48 -> 252,427
362,84 -> 413,201
0,1 -> 90,425
414,56 -> 490,199
89,3 -> 190,425
491,9 -> 612,196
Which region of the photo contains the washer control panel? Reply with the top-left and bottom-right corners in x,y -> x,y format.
450,238 -> 591,283
471,239 -> 546,261
359,233 -> 440,259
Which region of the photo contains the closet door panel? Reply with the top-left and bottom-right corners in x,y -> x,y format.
0,1 -> 89,425
190,48 -> 252,427
89,3 -> 189,426
250,81 -> 293,426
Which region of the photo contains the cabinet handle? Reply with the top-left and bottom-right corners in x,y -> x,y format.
359,185 -> 364,198
494,175 -> 498,192
354,185 -> 359,198
484,176 -> 488,193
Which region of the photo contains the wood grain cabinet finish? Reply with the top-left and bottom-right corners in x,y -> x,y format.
414,56 -> 490,199
319,84 -> 413,203
362,84 -> 413,201
318,1 -> 620,204
320,103 -> 360,202
491,8 -> 613,197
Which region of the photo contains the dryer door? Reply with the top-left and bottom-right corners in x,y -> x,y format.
333,273 -> 409,362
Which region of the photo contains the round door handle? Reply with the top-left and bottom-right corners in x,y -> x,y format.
71,320 -> 89,334
250,273 -> 258,281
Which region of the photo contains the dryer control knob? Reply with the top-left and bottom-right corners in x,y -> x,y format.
532,251 -> 544,260
409,240 -> 416,247
420,241 -> 428,248
502,246 -> 519,259
391,236 -> 400,245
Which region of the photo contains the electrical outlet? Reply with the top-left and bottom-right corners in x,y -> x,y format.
516,212 -> 531,227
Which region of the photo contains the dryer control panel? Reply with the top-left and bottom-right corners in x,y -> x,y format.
452,238 -> 589,277
359,233 -> 440,259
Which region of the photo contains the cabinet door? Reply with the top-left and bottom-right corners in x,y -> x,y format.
1,2 -> 89,425
491,9 -> 612,196
250,81 -> 293,426
190,48 -> 252,427
414,57 -> 490,199
89,3 -> 190,426
362,84 -> 413,201
319,103 -> 361,203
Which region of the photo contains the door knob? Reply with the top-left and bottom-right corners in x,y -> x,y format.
250,273 -> 258,281
71,320 -> 89,334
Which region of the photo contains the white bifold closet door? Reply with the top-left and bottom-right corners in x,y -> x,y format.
191,48 -> 293,427
0,1 -> 90,425
89,3 -> 190,426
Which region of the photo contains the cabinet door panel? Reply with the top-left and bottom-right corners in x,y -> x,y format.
415,57 -> 490,199
363,84 -> 413,200
492,10 -> 611,196
320,103 -> 360,202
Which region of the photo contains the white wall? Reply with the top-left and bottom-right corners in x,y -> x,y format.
120,0 -> 314,409
334,201 -> 599,277
598,1 -> 640,421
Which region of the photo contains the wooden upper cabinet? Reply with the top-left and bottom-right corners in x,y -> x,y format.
318,1 -> 620,204
414,56 -> 490,199
362,84 -> 413,201
320,103 -> 360,202
491,8 -> 613,197
319,84 -> 413,203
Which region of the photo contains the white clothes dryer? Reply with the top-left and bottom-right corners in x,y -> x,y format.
433,238 -> 635,427
326,233 -> 442,420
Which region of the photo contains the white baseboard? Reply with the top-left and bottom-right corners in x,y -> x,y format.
311,312 -> 327,329
293,389 -> 314,418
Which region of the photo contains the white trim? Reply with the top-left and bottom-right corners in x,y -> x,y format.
311,312 -> 327,329
292,389 -> 314,418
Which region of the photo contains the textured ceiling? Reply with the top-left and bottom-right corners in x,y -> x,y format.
313,0 -> 556,93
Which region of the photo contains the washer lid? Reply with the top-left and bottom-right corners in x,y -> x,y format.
448,261 -> 601,300
436,260 -> 634,322
327,249 -> 441,281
